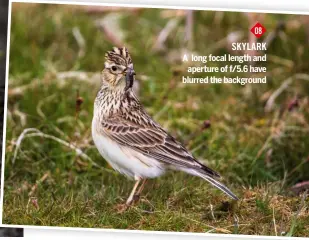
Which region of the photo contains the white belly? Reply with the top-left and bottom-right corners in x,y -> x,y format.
92,118 -> 165,179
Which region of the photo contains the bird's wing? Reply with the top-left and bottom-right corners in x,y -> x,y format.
99,111 -> 220,178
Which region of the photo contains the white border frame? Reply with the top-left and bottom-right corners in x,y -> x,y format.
1,0 -> 309,239
4,0 -> 309,14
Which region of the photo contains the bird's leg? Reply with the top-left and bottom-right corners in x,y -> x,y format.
133,179 -> 147,202
116,179 -> 141,213
126,179 -> 141,205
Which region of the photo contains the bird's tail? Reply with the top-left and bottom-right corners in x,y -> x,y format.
183,168 -> 239,200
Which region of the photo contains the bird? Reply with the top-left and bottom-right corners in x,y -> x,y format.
92,47 -> 238,210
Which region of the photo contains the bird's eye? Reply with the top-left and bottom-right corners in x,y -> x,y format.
111,66 -> 117,72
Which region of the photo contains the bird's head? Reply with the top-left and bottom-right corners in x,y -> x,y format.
101,47 -> 135,91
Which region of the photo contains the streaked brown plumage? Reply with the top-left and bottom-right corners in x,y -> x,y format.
92,47 -> 238,208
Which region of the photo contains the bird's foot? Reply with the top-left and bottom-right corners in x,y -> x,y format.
115,203 -> 130,213
115,194 -> 141,213
114,195 -> 140,213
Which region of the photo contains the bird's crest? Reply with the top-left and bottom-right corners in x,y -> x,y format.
105,47 -> 133,67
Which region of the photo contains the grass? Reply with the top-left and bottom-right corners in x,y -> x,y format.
3,2 -> 309,236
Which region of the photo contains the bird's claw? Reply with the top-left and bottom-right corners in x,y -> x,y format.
115,203 -> 130,213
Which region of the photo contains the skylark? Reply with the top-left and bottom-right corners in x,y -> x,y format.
92,47 -> 238,209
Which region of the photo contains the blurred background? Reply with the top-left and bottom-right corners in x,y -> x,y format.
2,2 -> 309,236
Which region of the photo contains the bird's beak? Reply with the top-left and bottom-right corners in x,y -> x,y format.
124,67 -> 136,92
125,67 -> 136,77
